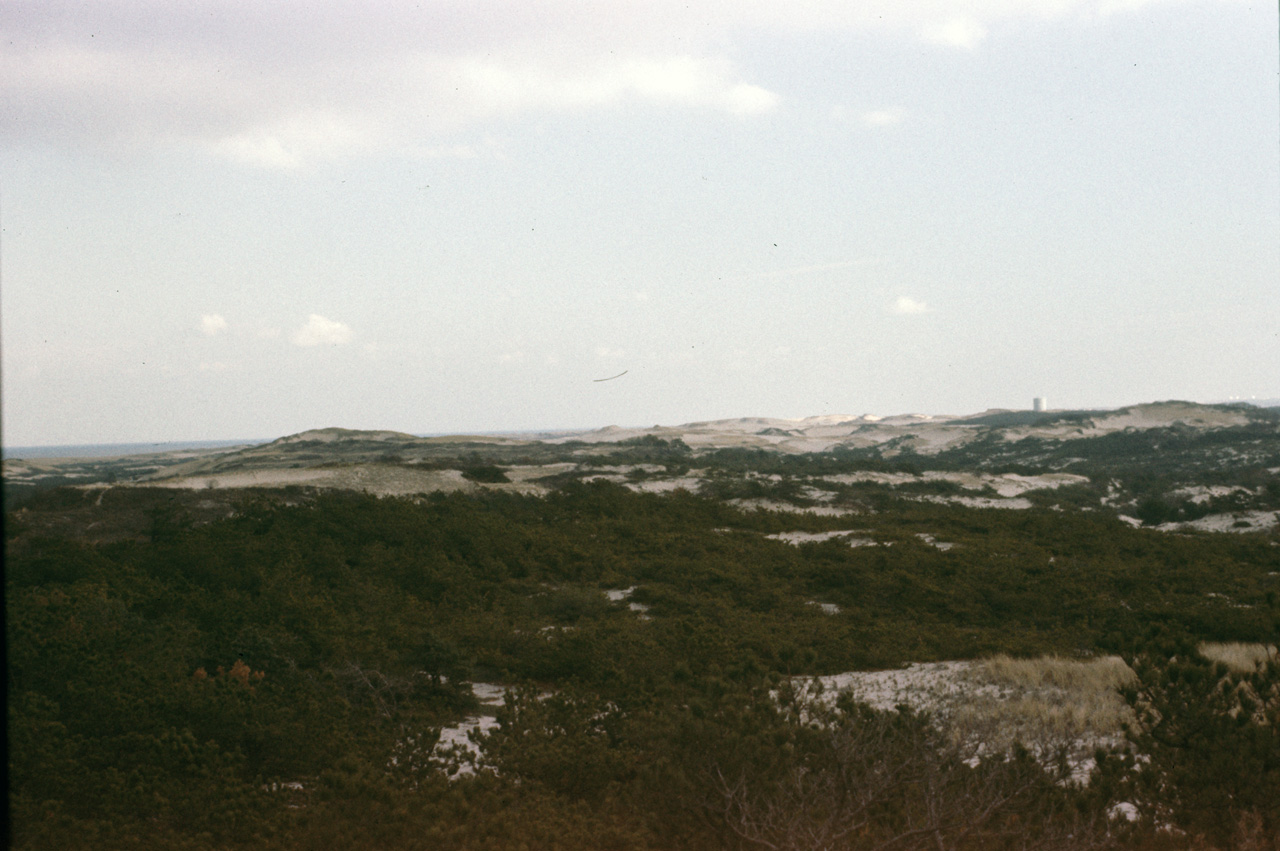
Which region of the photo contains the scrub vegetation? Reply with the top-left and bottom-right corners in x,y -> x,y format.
7,474 -> 1279,850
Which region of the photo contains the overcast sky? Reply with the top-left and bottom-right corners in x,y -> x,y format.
2,0 -> 1277,446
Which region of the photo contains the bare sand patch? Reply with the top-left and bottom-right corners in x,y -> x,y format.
916,533 -> 955,551
141,465 -> 549,497
425,682 -> 510,777
799,485 -> 838,502
1159,510 -> 1280,533
766,530 -> 878,547
822,472 -> 920,487
625,476 -> 705,494
580,473 -> 630,485
1169,485 -> 1253,504
728,498 -> 858,516
917,495 -> 1034,510
900,428 -> 978,454
821,471 -> 1088,497
502,462 -> 579,482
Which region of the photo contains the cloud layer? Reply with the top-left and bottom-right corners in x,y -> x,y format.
1,0 -> 1227,167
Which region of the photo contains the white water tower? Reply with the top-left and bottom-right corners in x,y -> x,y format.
1033,397 -> 1047,412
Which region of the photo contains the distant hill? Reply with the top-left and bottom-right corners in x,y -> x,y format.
5,399 -> 1279,538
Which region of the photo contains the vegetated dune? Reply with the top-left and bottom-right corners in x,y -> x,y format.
143,464 -> 550,497
997,401 -> 1255,443
12,400 -> 1277,540
274,427 -> 419,444
9,440 -> 1278,849
549,401 -> 1265,455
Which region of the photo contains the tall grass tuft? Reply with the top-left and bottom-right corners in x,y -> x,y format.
1198,642 -> 1277,674
956,654 -> 1138,765
972,653 -> 1136,693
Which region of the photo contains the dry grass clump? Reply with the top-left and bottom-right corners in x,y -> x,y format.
972,653 -> 1136,693
957,655 -> 1139,759
1198,642 -> 1277,674
951,689 -> 1134,744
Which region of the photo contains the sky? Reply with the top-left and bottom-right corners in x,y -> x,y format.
2,0 -> 1278,446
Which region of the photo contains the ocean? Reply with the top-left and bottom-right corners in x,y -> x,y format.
2,439 -> 268,460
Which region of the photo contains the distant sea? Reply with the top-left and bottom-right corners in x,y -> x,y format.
2,439 -> 269,460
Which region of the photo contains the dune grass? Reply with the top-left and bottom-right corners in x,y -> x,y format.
1198,642 -> 1277,674
972,653 -> 1136,692
956,654 -> 1138,754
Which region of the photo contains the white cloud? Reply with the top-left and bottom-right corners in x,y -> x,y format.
861,108 -> 905,127
892,297 -> 931,315
200,314 -> 228,336
721,81 -> 781,116
920,18 -> 988,49
211,111 -> 379,169
290,315 -> 353,347
455,55 -> 779,119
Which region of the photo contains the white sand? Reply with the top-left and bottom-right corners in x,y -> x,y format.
1167,485 -> 1252,505
805,662 -> 989,714
502,462 -> 579,482
1159,510 -> 1280,534
728,498 -> 858,516
916,533 -> 955,551
766,530 -> 881,547
822,471 -> 1088,496
428,682 -> 513,777
135,465 -> 550,497
917,495 -> 1034,510
625,476 -> 706,494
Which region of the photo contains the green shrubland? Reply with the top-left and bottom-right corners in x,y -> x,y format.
6,482 -> 1279,849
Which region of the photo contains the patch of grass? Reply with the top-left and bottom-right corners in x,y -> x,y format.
1199,641 -> 1277,674
972,653 -> 1136,692
958,654 -> 1138,746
